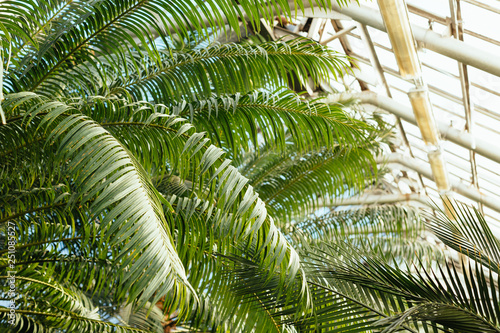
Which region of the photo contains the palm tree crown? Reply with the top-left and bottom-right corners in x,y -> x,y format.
1,1 -> 498,333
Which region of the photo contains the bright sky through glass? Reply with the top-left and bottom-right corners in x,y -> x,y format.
322,0 -> 500,230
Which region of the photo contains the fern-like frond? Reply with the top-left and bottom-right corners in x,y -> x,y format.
426,199 -> 500,270
32,39 -> 348,103
301,201 -> 500,333
238,147 -> 376,222
2,92 -> 192,306
286,205 -> 445,265
175,248 -> 309,332
1,0 -> 345,97
174,89 -> 373,155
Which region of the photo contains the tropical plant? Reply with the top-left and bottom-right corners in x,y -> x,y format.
0,0 -> 382,332
4,1 -> 494,333
293,200 -> 500,333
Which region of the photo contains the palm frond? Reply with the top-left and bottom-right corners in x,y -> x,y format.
175,89 -> 374,155
1,308 -> 154,333
1,0 -> 345,96
426,199 -> 500,270
286,205 -> 445,265
301,200 -> 500,333
294,281 -> 391,332
0,192 -> 123,300
2,92 -> 192,306
176,249 -> 309,332
0,257 -> 157,332
162,192 -> 304,327
33,38 -> 348,103
1,92 -> 308,330
239,147 -> 376,222
0,1 -> 406,332
302,244 -> 445,332
119,303 -> 164,333
287,205 -> 422,240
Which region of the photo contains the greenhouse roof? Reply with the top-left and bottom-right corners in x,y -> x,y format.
269,0 -> 500,233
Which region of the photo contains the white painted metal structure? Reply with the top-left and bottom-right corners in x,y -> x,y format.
274,0 -> 500,231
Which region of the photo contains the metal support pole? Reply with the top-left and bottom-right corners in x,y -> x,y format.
357,23 -> 426,194
330,19 -> 369,91
332,91 -> 500,165
377,0 -> 453,217
449,0 -> 482,213
293,1 -> 500,78
320,25 -> 357,45
378,154 -> 500,213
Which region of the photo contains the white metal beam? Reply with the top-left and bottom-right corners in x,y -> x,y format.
330,193 -> 430,207
320,25 -> 356,45
292,1 -> 500,77
327,91 -> 500,165
378,154 -> 500,213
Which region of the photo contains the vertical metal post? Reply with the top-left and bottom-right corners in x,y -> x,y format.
357,23 -> 426,194
377,0 -> 454,218
449,0 -> 482,213
330,19 -> 370,91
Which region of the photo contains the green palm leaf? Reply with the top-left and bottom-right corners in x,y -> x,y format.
2,92 -> 192,306
239,146 -> 376,222
0,0 -> 344,96
286,205 -> 445,266
176,89 -> 373,155
30,38 -> 349,103
426,200 -> 500,270
301,201 -> 500,333
1,91 -> 308,330
0,0 -> 397,331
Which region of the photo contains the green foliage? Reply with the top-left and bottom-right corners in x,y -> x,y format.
286,205 -> 444,265
180,89 -> 373,156
235,144 -> 377,222
0,0 -> 384,331
8,0 -> 494,333
298,201 -> 500,333
4,0 -> 496,331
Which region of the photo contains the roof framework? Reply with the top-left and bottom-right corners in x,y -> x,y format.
274,0 -> 500,231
